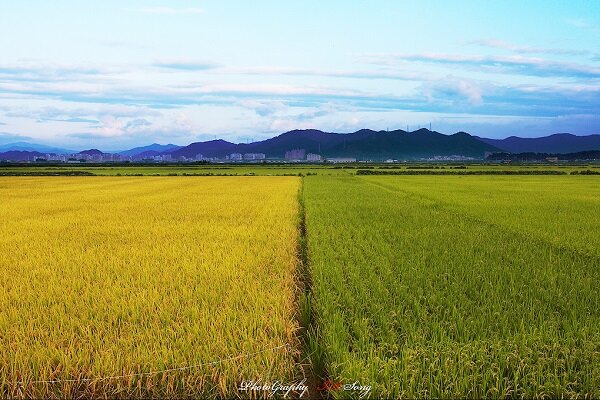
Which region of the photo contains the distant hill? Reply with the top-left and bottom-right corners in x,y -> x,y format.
170,139 -> 238,158
79,149 -> 103,156
134,150 -> 163,159
477,133 -> 600,153
0,150 -> 44,161
119,143 -> 181,157
0,142 -> 75,154
172,129 -> 500,160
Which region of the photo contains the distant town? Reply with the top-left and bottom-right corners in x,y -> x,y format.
1,129 -> 599,163
0,148 -> 363,164
0,147 -> 486,164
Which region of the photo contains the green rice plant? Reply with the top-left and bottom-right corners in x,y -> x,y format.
304,175 -> 600,398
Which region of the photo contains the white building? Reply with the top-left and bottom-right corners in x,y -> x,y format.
285,149 -> 305,160
229,153 -> 243,161
306,153 -> 322,162
243,153 -> 266,160
46,154 -> 67,162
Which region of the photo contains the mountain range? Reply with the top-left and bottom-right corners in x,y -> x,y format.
170,129 -> 498,160
1,130 -> 599,161
118,143 -> 181,157
168,129 -> 600,160
477,133 -> 600,154
0,150 -> 45,161
0,141 -> 75,154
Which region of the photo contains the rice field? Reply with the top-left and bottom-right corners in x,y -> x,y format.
304,175 -> 600,398
1,171 -> 599,398
0,176 -> 301,398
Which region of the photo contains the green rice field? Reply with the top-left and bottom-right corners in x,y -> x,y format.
304,174 -> 600,398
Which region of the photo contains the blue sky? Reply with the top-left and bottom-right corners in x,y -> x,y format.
0,0 -> 599,149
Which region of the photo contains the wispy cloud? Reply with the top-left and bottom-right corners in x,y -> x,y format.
154,60 -> 221,71
469,39 -> 589,56
3,73 -> 600,119
67,132 -> 112,140
4,106 -> 161,136
63,117 -> 100,124
35,116 -> 100,124
2,56 -> 600,136
66,113 -> 196,144
124,118 -> 152,129
222,66 -> 435,81
151,63 -> 434,81
421,78 -> 484,105
238,100 -> 287,117
139,7 -> 204,15
0,62 -> 120,84
365,53 -> 600,79
265,104 -> 340,133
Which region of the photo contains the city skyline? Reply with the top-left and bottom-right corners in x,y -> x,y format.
1,1 -> 599,149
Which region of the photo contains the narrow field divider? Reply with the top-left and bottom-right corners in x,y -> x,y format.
295,177 -> 326,399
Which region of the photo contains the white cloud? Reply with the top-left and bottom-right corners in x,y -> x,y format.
469,39 -> 589,56
422,78 -> 485,105
238,100 -> 287,117
5,105 -> 160,121
223,66 -> 434,82
364,53 -> 600,79
154,59 -> 221,71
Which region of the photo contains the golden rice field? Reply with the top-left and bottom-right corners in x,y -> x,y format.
0,177 -> 301,398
